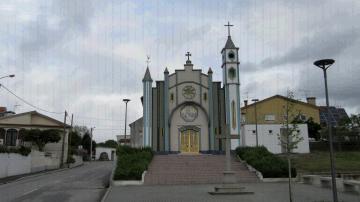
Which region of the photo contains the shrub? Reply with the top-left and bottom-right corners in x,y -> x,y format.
235,146 -> 296,178
67,156 -> 76,164
113,145 -> 153,180
0,146 -> 31,156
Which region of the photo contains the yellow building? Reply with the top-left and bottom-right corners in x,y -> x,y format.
241,95 -> 320,125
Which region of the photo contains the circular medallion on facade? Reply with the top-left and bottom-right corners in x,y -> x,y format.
180,105 -> 198,122
182,85 -> 196,100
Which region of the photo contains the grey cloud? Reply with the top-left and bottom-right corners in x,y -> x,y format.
261,28 -> 360,68
20,0 -> 96,53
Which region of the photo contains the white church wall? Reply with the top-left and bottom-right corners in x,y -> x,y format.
242,124 -> 310,154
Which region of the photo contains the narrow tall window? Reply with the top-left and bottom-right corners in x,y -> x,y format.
231,100 -> 236,129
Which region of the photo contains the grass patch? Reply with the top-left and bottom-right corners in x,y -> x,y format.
236,146 -> 296,178
113,145 -> 153,181
293,151 -> 360,173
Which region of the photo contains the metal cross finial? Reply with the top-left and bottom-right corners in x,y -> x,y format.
224,21 -> 234,36
185,52 -> 191,61
146,55 -> 151,67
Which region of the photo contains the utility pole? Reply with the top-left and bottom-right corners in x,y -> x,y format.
61,110 -> 67,168
252,99 -> 259,146
68,113 -> 74,163
90,127 -> 95,161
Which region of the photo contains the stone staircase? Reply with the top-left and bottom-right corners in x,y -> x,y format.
144,154 -> 259,185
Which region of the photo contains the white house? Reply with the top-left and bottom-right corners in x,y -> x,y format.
241,124 -> 310,154
95,147 -> 116,161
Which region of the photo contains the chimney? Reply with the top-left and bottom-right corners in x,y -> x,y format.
244,100 -> 248,107
0,107 -> 6,113
306,97 -> 316,106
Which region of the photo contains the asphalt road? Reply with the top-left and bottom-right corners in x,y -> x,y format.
0,161 -> 113,202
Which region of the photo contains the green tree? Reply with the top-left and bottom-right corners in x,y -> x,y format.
82,133 -> 96,155
23,129 -> 62,151
97,139 -> 118,148
278,91 -> 304,202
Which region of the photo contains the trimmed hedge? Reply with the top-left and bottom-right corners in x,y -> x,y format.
235,146 -> 296,178
0,146 -> 31,156
113,145 -> 153,180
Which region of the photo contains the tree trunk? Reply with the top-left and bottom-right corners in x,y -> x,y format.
288,153 -> 293,202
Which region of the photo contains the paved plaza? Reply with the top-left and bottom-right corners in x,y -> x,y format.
105,182 -> 360,202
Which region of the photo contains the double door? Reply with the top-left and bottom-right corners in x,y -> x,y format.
180,129 -> 199,153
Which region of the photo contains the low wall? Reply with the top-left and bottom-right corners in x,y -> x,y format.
0,153 -> 31,178
69,155 -> 83,168
0,150 -> 64,179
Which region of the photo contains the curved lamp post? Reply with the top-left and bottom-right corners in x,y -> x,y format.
0,74 -> 15,80
314,59 -> 338,202
123,99 -> 130,145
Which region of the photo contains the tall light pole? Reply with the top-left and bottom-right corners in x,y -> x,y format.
0,74 -> 15,80
252,99 -> 259,147
123,98 -> 130,145
314,59 -> 338,202
90,127 -> 95,161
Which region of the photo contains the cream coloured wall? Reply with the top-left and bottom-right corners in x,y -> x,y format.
170,105 -> 209,152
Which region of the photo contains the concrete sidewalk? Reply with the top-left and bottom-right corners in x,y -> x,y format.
105,182 -> 360,202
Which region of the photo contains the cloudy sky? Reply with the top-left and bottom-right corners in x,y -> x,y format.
0,0 -> 359,142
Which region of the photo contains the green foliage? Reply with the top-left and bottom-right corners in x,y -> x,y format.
97,139 -> 118,148
69,131 -> 82,147
67,156 -> 76,164
23,129 -> 62,151
0,146 -> 31,156
236,146 -> 296,178
81,133 -> 96,156
113,145 -> 153,180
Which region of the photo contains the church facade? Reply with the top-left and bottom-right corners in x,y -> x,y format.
136,32 -> 242,153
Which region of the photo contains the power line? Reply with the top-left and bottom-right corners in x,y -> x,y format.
0,83 -> 63,114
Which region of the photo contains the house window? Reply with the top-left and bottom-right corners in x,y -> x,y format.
269,130 -> 273,135
5,129 -> 17,146
265,114 -> 276,121
0,128 -> 5,145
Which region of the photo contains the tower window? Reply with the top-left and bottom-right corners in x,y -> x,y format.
228,51 -> 235,60
228,67 -> 236,80
203,92 -> 207,101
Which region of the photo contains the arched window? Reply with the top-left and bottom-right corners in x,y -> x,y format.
0,128 -> 5,145
5,129 -> 18,146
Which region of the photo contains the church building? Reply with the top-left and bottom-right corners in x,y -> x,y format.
131,27 -> 242,153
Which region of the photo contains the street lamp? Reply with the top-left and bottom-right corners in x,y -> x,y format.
123,98 -> 130,145
314,59 -> 338,202
252,99 -> 259,147
0,74 -> 15,80
90,127 -> 95,161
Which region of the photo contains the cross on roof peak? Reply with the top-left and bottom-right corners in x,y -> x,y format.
185,51 -> 192,64
146,55 -> 151,67
224,21 -> 234,36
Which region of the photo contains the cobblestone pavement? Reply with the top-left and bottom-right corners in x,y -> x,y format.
105,182 -> 360,202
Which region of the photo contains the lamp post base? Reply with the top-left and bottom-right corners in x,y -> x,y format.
208,171 -> 254,195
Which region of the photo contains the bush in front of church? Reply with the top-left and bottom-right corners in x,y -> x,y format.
235,146 -> 296,178
113,145 -> 153,180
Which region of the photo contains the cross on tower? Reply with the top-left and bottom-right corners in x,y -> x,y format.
224,21 -> 234,36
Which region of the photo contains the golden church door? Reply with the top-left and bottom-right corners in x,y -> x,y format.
180,129 -> 199,153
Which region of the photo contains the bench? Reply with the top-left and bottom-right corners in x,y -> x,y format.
320,177 -> 332,188
343,180 -> 360,194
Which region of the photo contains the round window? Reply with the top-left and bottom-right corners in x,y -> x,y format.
228,51 -> 235,60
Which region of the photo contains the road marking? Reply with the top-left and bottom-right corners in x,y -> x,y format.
22,188 -> 38,196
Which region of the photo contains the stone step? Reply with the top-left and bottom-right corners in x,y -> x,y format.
144,154 -> 259,185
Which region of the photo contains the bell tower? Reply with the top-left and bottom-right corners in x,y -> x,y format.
221,22 -> 241,148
